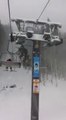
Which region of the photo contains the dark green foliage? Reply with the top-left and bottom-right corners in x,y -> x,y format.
0,23 -> 9,53
18,44 -> 31,68
41,38 -> 66,79
10,33 -> 14,42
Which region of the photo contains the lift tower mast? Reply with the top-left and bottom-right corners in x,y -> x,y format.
7,1 -> 63,120
31,40 -> 40,120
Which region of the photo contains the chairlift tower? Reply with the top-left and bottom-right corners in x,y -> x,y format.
7,1 -> 63,120
31,40 -> 40,120
11,19 -> 63,120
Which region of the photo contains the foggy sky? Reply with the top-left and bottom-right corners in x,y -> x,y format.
0,0 -> 66,31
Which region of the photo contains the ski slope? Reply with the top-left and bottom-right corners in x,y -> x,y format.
0,66 -> 66,120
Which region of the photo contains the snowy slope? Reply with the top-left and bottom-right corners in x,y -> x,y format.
0,66 -> 66,120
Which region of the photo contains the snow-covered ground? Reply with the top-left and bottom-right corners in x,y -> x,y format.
0,66 -> 66,120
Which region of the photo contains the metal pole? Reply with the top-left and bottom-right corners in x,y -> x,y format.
31,40 -> 40,120
7,0 -> 12,33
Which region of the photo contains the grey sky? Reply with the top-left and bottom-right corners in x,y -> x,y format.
0,0 -> 66,31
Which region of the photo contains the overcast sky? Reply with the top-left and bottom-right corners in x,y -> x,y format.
0,0 -> 66,31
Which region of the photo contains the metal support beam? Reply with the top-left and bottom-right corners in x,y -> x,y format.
31,41 -> 40,120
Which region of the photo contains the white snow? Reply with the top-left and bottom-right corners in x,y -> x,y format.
0,66 -> 66,120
